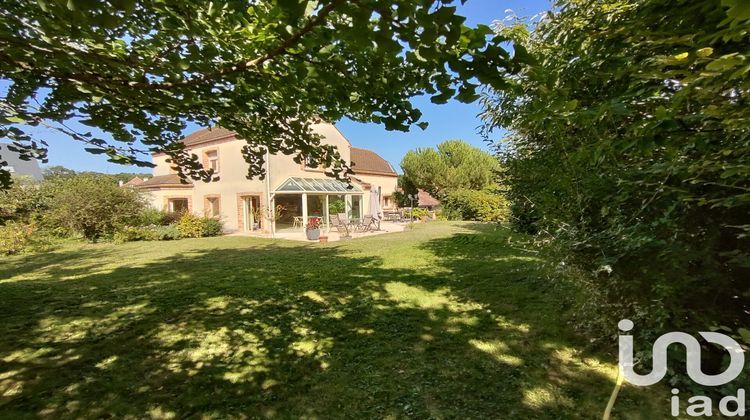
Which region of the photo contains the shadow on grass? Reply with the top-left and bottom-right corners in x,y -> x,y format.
0,223 -> 662,418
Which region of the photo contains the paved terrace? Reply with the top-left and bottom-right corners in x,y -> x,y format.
228,221 -> 409,242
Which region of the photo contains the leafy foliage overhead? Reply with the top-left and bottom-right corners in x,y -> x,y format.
481,0 -> 750,336
0,0 -> 516,189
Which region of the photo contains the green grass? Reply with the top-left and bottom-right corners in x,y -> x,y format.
0,222 -> 666,418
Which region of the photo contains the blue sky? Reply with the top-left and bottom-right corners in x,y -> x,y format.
25,0 -> 551,174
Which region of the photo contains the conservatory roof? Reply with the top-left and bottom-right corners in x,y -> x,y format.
275,177 -> 362,193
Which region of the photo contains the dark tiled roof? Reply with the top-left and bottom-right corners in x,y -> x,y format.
137,174 -> 192,189
350,147 -> 397,176
181,127 -> 236,146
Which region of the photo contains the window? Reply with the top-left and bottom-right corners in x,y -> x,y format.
168,198 -> 189,213
205,150 -> 219,173
350,195 -> 362,219
205,196 -> 220,217
383,196 -> 391,208
304,156 -> 318,170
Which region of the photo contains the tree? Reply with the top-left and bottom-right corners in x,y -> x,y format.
393,175 -> 418,207
480,0 -> 750,338
43,165 -> 152,184
41,165 -> 77,180
44,174 -> 145,241
0,0 -> 516,189
400,140 -> 499,198
0,176 -> 46,224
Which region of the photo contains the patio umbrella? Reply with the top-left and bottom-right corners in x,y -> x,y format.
369,190 -> 381,229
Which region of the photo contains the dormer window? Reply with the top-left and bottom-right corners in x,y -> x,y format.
205,150 -> 219,173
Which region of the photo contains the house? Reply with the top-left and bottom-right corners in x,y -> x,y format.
122,177 -> 146,187
0,143 -> 43,181
137,122 -> 398,233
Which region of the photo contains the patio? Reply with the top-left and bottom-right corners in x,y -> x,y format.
230,220 -> 409,242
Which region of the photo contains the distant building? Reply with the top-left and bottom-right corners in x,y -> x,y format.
0,143 -> 43,181
122,177 -> 146,187
416,189 -> 440,210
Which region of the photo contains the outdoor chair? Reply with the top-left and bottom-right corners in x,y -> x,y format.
358,216 -> 375,232
329,214 -> 350,237
337,213 -> 356,231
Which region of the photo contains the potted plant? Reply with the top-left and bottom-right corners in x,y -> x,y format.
305,217 -> 321,240
250,206 -> 263,230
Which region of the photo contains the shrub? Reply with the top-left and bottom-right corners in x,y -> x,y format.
152,225 -> 181,241
0,222 -> 51,255
202,218 -> 223,237
138,208 -> 169,226
162,210 -> 185,225
113,226 -> 148,243
442,189 -> 509,222
43,174 -> 145,241
114,224 -> 181,243
480,0 -> 750,392
404,207 -> 429,219
0,177 -> 47,225
176,213 -> 204,238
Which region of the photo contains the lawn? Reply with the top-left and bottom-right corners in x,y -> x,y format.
0,222 -> 665,418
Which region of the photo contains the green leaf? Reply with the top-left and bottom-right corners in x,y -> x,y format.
722,0 -> 750,22
696,47 -> 713,57
738,328 -> 750,344
705,54 -> 744,71
5,116 -> 26,124
673,52 -> 689,61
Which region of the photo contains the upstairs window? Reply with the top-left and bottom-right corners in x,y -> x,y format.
205,150 -> 219,173
304,156 -> 318,170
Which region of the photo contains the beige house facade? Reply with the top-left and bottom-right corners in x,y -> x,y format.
137,122 -> 398,233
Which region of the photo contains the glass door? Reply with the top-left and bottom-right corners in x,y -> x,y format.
243,196 -> 261,231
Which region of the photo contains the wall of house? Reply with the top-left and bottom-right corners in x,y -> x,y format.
151,154 -> 172,176
144,122 -> 358,233
141,188 -> 194,213
354,173 -> 399,210
266,122 -> 352,183
187,139 -> 266,232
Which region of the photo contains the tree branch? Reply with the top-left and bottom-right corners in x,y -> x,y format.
29,0 -> 348,91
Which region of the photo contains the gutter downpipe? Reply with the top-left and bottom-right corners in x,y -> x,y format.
265,148 -> 275,239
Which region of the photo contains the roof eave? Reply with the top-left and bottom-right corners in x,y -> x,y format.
136,184 -> 194,190
351,170 -> 398,177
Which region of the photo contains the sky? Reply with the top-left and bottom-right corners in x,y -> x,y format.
19,0 -> 552,175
